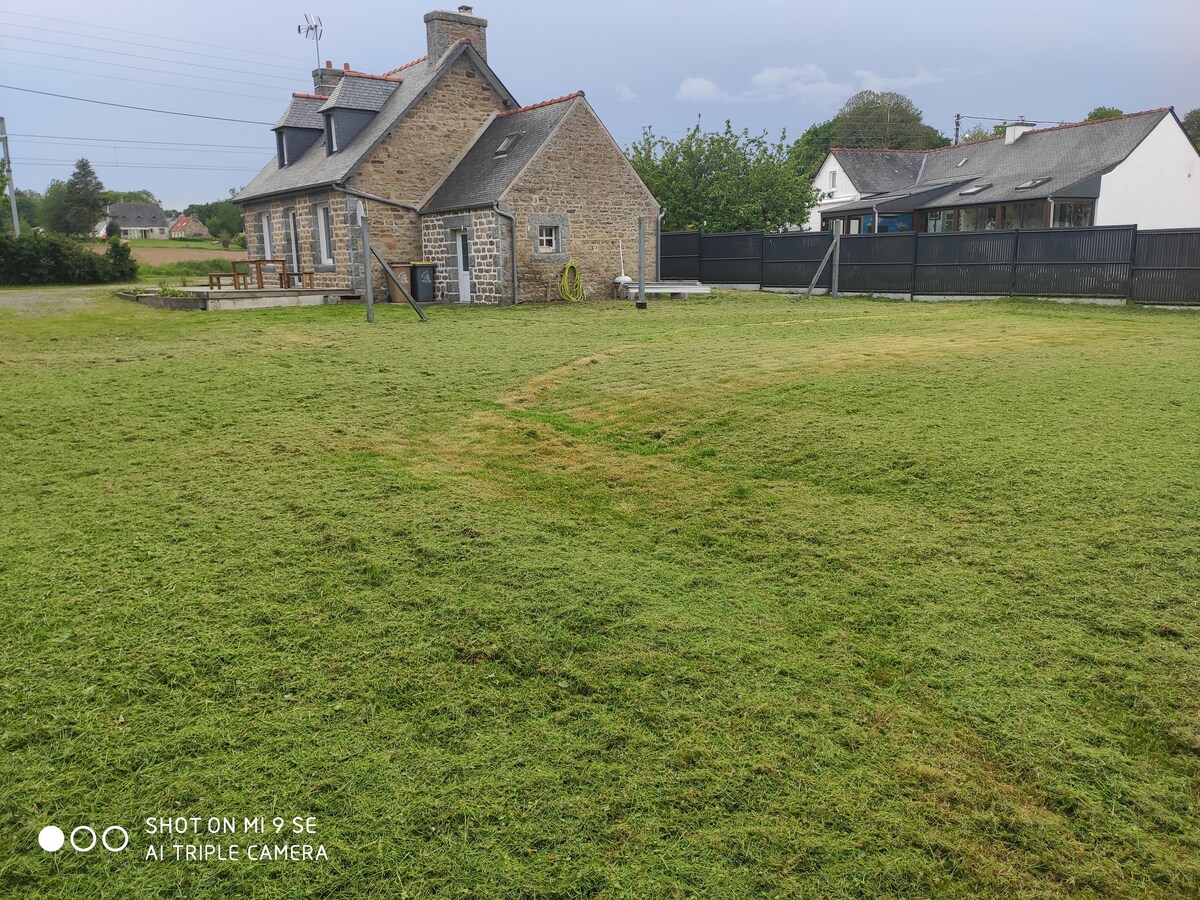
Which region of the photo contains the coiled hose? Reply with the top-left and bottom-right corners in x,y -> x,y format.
557,260 -> 584,302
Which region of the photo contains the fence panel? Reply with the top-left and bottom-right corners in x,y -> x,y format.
838,233 -> 916,293
763,232 -> 833,289
700,232 -> 763,284
1014,226 -> 1134,297
914,231 -> 1018,295
660,231 -> 701,280
1131,229 -> 1200,305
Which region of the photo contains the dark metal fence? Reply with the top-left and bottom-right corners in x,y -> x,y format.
661,225 -> 1200,305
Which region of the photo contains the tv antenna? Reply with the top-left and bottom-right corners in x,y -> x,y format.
298,14 -> 323,67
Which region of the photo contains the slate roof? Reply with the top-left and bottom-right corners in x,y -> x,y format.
835,150 -> 925,195
824,109 -> 1174,216
108,203 -> 167,227
236,42 -> 517,204
274,95 -> 325,130
424,94 -> 579,213
319,75 -> 399,113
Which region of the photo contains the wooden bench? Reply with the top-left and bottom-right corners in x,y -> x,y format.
283,270 -> 315,289
208,270 -> 249,290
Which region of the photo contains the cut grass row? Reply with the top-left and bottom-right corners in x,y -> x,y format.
0,291 -> 1197,897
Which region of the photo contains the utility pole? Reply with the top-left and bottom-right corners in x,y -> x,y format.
954,113 -> 961,146
0,117 -> 19,236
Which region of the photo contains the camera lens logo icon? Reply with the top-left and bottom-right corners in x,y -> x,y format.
39,825 -> 129,853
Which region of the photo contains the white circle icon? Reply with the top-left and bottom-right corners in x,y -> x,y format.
38,826 -> 65,852
70,826 -> 98,853
102,826 -> 130,852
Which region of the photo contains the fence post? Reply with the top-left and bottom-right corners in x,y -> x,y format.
759,231 -> 765,291
1010,229 -> 1021,297
1126,226 -> 1138,302
831,232 -> 841,297
910,232 -> 918,299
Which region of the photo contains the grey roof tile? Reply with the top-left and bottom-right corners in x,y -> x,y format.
826,110 -> 1171,214
107,203 -> 167,227
236,43 -> 516,204
424,96 -> 577,213
274,96 -> 325,130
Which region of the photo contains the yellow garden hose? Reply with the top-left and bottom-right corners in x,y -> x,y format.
558,260 -> 584,302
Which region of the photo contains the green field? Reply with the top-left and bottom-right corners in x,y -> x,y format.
1,290 -> 1198,897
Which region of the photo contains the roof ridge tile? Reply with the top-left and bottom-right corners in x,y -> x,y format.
382,55 -> 429,76
497,91 -> 583,119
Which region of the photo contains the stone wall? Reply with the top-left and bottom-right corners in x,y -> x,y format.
500,99 -> 660,302
239,191 -> 354,291
421,207 -> 510,305
353,53 -> 509,294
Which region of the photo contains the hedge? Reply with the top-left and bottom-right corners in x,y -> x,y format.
0,232 -> 139,286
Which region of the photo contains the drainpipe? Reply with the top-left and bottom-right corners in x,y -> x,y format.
1047,195 -> 1055,228
656,207 -> 665,280
873,204 -> 880,233
492,202 -> 519,306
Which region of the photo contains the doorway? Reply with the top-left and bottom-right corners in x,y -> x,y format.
453,229 -> 471,304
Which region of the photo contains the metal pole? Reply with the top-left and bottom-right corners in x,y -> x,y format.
360,208 -> 374,323
0,118 -> 19,237
831,232 -> 841,297
636,217 -> 647,310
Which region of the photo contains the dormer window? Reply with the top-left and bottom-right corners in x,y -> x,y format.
1015,177 -> 1052,191
495,132 -> 523,157
326,114 -> 339,154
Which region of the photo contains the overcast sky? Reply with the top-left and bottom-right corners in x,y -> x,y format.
1,0 -> 1197,211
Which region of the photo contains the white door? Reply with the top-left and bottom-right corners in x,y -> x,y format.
455,230 -> 471,304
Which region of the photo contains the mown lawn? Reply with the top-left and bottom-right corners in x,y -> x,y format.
1,290 -> 1198,898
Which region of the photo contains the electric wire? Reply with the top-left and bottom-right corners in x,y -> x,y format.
0,85 -> 275,126
0,60 -> 284,104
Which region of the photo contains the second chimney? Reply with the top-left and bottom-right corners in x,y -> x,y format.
1004,117 -> 1037,145
425,6 -> 487,62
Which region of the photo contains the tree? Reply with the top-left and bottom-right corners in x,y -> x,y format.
105,219 -> 121,239
1086,106 -> 1123,121
628,122 -> 818,232
102,188 -> 160,206
830,91 -> 950,150
62,159 -> 106,235
184,198 -> 242,237
1182,108 -> 1200,149
960,123 -> 1006,143
39,179 -> 70,234
787,119 -> 836,180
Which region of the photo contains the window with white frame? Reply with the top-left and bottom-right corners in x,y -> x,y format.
258,211 -> 274,256
537,225 -> 559,253
829,170 -> 837,191
315,203 -> 334,265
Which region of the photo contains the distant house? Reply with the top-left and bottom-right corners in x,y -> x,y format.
104,203 -> 170,240
809,109 -> 1200,233
168,215 -> 211,240
233,5 -> 659,303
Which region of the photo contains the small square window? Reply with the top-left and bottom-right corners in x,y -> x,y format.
537,225 -> 559,253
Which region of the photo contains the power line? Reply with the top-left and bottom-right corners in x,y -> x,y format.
15,158 -> 262,172
12,133 -> 270,149
16,139 -> 268,155
0,60 -> 284,104
0,20 -> 307,74
0,9 -> 311,65
0,35 -> 299,82
0,84 -> 275,126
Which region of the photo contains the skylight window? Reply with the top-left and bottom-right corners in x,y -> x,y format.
1015,177 -> 1052,190
495,132 -> 524,157
956,158 -> 968,167
959,183 -> 993,196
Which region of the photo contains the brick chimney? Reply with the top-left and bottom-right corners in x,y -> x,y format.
312,61 -> 348,96
425,6 -> 487,63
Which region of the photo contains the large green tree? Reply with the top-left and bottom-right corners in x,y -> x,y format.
184,198 -> 242,237
628,122 -> 818,232
1086,106 -> 1124,121
1182,108 -> 1200,149
59,159 -> 106,235
830,91 -> 950,150
102,188 -> 161,206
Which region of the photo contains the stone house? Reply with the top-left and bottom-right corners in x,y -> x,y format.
168,215 -> 211,240
101,203 -> 170,240
234,6 -> 659,303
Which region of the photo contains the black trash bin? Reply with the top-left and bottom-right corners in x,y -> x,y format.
411,261 -> 436,303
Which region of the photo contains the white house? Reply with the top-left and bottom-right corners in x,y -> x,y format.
808,109 -> 1200,234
